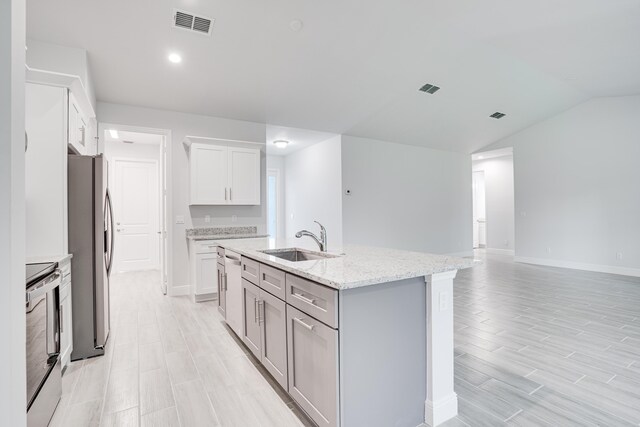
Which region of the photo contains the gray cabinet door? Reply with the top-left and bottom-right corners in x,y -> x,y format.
287,306 -> 338,427
259,289 -> 288,390
217,262 -> 226,318
242,279 -> 261,359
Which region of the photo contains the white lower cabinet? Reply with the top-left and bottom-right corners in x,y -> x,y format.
59,261 -> 73,370
189,240 -> 219,302
287,305 -> 338,427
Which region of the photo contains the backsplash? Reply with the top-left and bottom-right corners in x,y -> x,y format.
185,226 -> 258,237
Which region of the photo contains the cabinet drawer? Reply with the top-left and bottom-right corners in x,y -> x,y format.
259,263 -> 286,300
195,241 -> 218,254
286,274 -> 338,329
60,261 -> 71,278
241,257 -> 260,285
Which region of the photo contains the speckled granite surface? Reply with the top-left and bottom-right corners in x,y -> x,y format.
212,237 -> 478,290
189,233 -> 270,241
186,226 -> 258,237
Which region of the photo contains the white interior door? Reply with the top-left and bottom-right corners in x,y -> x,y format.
112,158 -> 160,272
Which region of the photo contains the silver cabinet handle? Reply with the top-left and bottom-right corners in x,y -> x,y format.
293,317 -> 314,331
293,292 -> 316,306
258,300 -> 264,324
225,188 -> 228,201
229,188 -> 232,201
254,298 -> 259,323
223,273 -> 228,291
60,304 -> 64,333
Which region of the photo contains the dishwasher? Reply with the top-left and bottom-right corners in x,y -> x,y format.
224,250 -> 243,337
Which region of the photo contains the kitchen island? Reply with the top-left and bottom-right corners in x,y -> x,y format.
213,237 -> 476,427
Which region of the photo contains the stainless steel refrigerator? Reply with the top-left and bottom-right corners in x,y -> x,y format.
68,154 -> 114,360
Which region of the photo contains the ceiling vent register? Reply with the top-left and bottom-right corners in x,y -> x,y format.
419,83 -> 440,94
490,112 -> 506,119
173,10 -> 214,36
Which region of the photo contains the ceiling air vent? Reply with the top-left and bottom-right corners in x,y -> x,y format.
173,9 -> 214,36
490,112 -> 506,119
419,83 -> 440,94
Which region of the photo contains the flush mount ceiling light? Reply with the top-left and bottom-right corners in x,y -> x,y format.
289,19 -> 303,32
478,155 -> 485,159
490,112 -> 506,119
419,83 -> 440,94
109,130 -> 119,139
273,140 -> 289,149
168,53 -> 182,64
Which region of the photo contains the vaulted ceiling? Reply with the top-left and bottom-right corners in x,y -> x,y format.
26,0 -> 640,153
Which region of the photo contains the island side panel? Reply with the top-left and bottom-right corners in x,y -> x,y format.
338,277 -> 426,427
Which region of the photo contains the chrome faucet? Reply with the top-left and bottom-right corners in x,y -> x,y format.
295,221 -> 327,252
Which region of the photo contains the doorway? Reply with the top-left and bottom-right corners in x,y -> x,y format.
101,125 -> 171,294
471,148 -> 515,255
472,171 -> 486,249
267,168 -> 280,238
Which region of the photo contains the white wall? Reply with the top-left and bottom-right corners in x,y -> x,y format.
284,136 -> 343,248
26,39 -> 96,110
341,135 -> 472,255
482,96 -> 640,275
266,155 -> 286,239
472,155 -> 515,254
0,0 -> 27,423
97,102 -> 267,293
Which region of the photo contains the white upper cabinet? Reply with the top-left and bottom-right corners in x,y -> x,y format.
190,143 -> 228,204
189,141 -> 261,205
228,147 -> 260,205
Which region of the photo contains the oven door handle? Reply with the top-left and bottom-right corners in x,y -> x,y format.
26,270 -> 62,304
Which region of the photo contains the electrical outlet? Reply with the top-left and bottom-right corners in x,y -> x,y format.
546,247 -> 552,254
616,252 -> 623,260
439,292 -> 447,311
231,215 -> 237,222
175,215 -> 185,224
204,215 -> 210,223
520,211 -> 527,217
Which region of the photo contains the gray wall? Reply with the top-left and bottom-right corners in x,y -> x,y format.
341,135 -> 473,255
97,102 -> 267,292
284,135 -> 343,247
482,95 -> 640,274
472,155 -> 515,253
0,0 -> 27,423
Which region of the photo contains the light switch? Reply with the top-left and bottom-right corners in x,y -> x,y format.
205,215 -> 210,223
175,215 -> 185,224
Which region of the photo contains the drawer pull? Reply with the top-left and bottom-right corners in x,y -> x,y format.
293,292 -> 316,306
293,317 -> 314,331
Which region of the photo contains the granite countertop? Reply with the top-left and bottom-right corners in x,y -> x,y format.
26,254 -> 73,265
185,226 -> 268,241
212,237 -> 477,290
188,233 -> 270,241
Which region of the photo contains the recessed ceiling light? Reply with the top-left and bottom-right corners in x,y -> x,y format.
289,20 -> 303,32
168,53 -> 182,64
109,130 -> 119,139
273,140 -> 289,149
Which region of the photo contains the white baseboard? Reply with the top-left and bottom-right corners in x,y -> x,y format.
424,393 -> 458,426
169,284 -> 191,297
446,251 -> 474,258
515,256 -> 640,278
485,248 -> 515,256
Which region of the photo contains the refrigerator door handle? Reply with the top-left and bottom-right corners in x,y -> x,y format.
105,189 -> 115,276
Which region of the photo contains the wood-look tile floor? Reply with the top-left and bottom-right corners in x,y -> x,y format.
49,252 -> 640,427
444,251 -> 640,427
49,270 -> 314,427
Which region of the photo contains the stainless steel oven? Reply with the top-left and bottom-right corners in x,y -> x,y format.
26,263 -> 62,427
